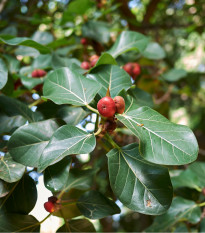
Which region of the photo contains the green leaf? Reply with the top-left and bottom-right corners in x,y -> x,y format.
2,55 -> 20,74
189,162 -> 205,187
0,35 -> 51,54
38,125 -> 96,171
1,175 -> 37,215
8,119 -> 60,167
128,86 -> 154,108
88,65 -> 132,98
94,53 -> 117,67
61,0 -> 94,23
0,58 -> 8,90
0,95 -> 41,122
63,169 -> 95,191
82,21 -> 110,44
44,157 -> 72,192
57,106 -> 88,125
77,190 -> 121,219
171,169 -> 202,191
57,219 -> 96,232
51,53 -> 81,69
0,113 -> 27,134
107,143 -> 173,215
0,213 -> 40,232
43,67 -> 101,106
32,54 -> 52,69
0,180 -> 11,198
163,69 -> 187,82
108,31 -> 150,58
146,197 -> 201,232
20,75 -> 44,90
142,42 -> 166,60
31,31 -> 54,45
117,106 -> 198,165
0,154 -> 25,183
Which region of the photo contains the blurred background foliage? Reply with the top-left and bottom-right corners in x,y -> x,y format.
0,0 -> 205,232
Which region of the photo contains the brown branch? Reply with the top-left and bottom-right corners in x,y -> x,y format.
154,84 -> 174,105
0,0 -> 7,13
142,0 -> 161,25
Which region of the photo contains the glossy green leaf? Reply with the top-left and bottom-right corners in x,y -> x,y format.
2,54 -> 20,74
31,31 -> 54,45
88,65 -> 132,98
108,31 -> 150,58
171,169 -> 202,191
51,53 -> 81,69
163,69 -> 187,82
0,154 -> 25,183
77,190 -> 121,219
57,106 -> 88,125
62,0 -> 93,23
0,213 -> 40,232
107,143 -> 173,215
20,75 -> 44,89
92,53 -> 117,69
142,42 -> 166,60
63,169 -> 95,191
44,157 -> 72,192
38,125 -> 96,171
0,180 -> 11,198
0,58 -> 8,90
43,67 -> 101,106
117,106 -> 198,165
1,175 -> 37,214
82,21 -> 110,44
146,197 -> 201,232
32,54 -> 52,69
0,35 -> 51,54
0,113 -> 26,134
189,162 -> 205,187
128,86 -> 154,108
57,219 -> 96,232
8,119 -> 60,167
0,95 -> 41,122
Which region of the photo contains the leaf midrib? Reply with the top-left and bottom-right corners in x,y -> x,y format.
125,115 -> 193,157
120,150 -> 166,209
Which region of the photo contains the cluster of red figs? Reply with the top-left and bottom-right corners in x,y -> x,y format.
97,96 -> 125,133
44,196 -> 61,213
81,54 -> 99,70
123,62 -> 141,80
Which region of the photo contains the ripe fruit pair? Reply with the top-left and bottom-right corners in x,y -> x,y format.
31,69 -> 47,78
81,55 -> 100,70
123,62 -> 141,80
44,196 -> 59,213
97,96 -> 125,117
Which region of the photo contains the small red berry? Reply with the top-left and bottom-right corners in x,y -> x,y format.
81,38 -> 88,45
44,201 -> 55,213
48,196 -> 58,203
97,97 -> 116,117
132,63 -> 141,79
113,96 -> 125,114
90,55 -> 99,67
123,63 -> 133,76
81,61 -> 90,70
32,69 -> 47,78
